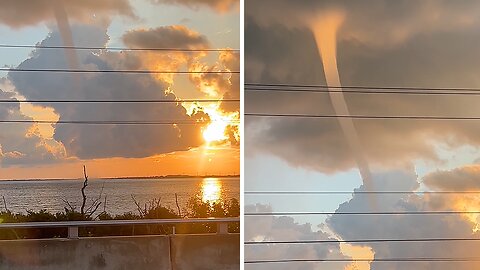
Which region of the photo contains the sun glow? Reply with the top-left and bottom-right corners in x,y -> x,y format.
201,178 -> 222,203
201,103 -> 238,144
203,120 -> 228,143
449,195 -> 480,232
182,101 -> 238,144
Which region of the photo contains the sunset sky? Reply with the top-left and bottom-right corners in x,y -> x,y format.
0,0 -> 240,180
245,1 -> 480,269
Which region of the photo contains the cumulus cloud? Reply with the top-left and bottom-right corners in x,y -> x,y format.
0,0 -> 135,28
424,166 -> 480,191
151,0 -> 239,13
8,25 -> 209,160
123,25 -> 210,50
246,1 -> 480,173
421,165 -> 480,230
0,84 -> 64,167
121,25 -> 210,85
120,25 -> 239,146
327,168 -> 480,270
245,167 -> 480,270
189,51 -> 240,111
122,25 -> 238,111
245,204 -> 347,270
122,26 -> 240,146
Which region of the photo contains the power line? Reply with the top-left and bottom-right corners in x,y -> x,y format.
245,83 -> 480,92
1,68 -> 239,74
0,120 -> 239,125
246,113 -> 480,121
245,258 -> 480,264
246,87 -> 480,96
0,44 -> 240,52
245,191 -> 480,195
245,238 -> 480,245
245,211 -> 480,216
0,99 -> 239,104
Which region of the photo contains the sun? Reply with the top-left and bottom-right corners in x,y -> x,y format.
203,120 -> 228,143
200,103 -> 238,144
182,101 -> 238,144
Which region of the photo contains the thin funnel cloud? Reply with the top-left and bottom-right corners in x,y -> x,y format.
52,3 -> 82,99
310,11 -> 376,207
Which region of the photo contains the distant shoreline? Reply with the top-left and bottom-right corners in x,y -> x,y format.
0,175 -> 240,182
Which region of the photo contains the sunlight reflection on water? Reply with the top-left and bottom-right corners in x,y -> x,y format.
201,178 -> 222,203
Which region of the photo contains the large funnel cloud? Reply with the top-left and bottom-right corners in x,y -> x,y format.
310,11 -> 376,206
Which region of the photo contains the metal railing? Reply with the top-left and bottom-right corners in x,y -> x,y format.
0,217 -> 240,239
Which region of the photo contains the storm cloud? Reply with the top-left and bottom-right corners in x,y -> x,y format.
0,0 -> 135,28
246,0 -> 480,173
8,25 -> 209,160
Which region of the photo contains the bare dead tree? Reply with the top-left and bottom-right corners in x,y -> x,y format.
80,165 -> 88,215
131,195 -> 163,218
62,165 -> 107,219
131,195 -> 147,217
84,181 -> 105,217
130,195 -> 168,234
2,196 -> 9,213
175,193 -> 182,217
93,195 -> 108,220
62,199 -> 76,212
103,195 -> 107,213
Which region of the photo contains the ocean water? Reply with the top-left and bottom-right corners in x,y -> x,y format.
0,177 -> 239,216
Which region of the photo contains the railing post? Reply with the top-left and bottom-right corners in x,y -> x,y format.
217,222 -> 228,234
68,226 -> 79,239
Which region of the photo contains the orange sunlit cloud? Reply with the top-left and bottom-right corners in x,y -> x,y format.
341,244 -> 374,270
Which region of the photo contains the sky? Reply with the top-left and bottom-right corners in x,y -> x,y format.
245,1 -> 480,269
0,0 -> 240,179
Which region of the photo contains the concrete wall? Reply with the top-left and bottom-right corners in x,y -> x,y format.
0,234 -> 239,270
171,234 -> 240,270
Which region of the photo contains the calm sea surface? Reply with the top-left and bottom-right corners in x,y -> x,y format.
0,177 -> 239,215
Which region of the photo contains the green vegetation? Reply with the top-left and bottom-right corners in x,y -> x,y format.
0,196 -> 240,239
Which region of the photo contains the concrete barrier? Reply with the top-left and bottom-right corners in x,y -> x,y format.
0,234 -> 239,270
171,234 -> 240,270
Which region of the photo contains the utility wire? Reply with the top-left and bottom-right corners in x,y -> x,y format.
246,87 -> 480,96
245,83 -> 480,92
245,238 -> 480,245
0,99 -> 239,104
245,191 -> 480,195
245,211 -> 480,216
1,68 -> 239,74
245,258 -> 480,264
246,113 -> 480,121
0,120 -> 239,125
0,44 -> 240,52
